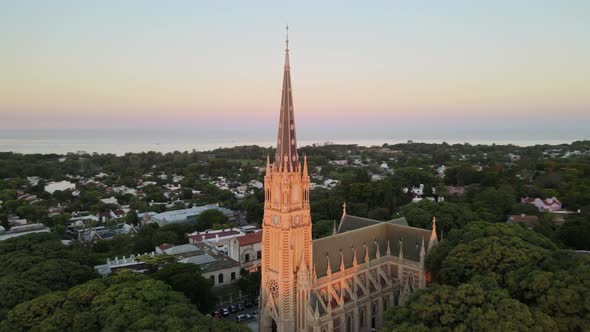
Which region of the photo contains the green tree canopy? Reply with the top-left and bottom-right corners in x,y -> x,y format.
383,279 -> 557,332
0,272 -> 248,332
151,263 -> 217,312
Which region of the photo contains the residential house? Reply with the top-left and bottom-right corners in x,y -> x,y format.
506,214 -> 540,230
521,197 -> 562,212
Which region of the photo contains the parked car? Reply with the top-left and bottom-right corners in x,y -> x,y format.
229,305 -> 237,313
221,308 -> 230,317
236,314 -> 253,322
237,303 -> 244,311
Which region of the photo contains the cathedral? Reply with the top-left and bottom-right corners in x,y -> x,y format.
259,32 -> 438,332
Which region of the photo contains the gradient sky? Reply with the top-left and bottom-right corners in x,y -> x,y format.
1,0 -> 589,138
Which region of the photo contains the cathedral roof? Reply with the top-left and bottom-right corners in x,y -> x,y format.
313,217 -> 432,278
337,215 -> 408,233
274,27 -> 299,171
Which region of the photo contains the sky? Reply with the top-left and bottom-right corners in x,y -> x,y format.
1,0 -> 589,141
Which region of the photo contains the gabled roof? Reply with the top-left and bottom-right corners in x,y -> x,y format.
337,215 -> 408,233
313,216 -> 431,278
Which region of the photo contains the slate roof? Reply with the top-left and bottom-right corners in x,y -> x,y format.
273,33 -> 300,171
313,215 -> 431,278
337,215 -> 409,233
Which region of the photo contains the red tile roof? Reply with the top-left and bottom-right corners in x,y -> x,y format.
237,231 -> 262,246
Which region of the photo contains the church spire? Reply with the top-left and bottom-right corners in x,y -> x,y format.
275,25 -> 299,171
428,216 -> 439,251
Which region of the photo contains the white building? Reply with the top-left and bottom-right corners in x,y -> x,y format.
0,224 -> 50,241
156,242 -> 241,287
44,181 -> 76,194
228,230 -> 263,272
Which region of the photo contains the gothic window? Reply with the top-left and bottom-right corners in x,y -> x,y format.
371,301 -> 378,329
209,276 -> 215,285
360,308 -> 366,327
245,253 -> 250,262
231,272 -> 236,281
257,250 -> 262,259
218,273 -> 224,284
346,314 -> 353,332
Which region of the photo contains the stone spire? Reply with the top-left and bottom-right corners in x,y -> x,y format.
274,25 -> 299,171
428,216 -> 439,251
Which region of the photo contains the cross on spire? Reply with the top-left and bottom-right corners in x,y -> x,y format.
285,25 -> 289,51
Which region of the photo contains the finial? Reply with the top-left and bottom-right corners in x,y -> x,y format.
375,240 -> 380,258
339,249 -> 345,271
420,237 -> 425,257
429,217 -> 439,250
314,301 -> 320,319
342,202 -> 347,215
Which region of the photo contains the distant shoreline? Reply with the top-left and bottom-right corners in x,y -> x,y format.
1,138 -> 588,156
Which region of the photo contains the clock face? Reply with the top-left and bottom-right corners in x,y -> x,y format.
293,215 -> 301,225
272,215 -> 280,225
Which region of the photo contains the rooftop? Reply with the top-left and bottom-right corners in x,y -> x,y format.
237,231 -> 263,246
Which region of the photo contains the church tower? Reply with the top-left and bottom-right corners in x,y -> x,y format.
260,28 -> 313,332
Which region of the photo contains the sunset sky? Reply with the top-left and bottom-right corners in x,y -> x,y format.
1,0 -> 589,140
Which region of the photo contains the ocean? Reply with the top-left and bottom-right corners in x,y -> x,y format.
0,128 -> 587,155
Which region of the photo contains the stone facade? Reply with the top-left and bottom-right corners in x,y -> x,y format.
259,33 -> 437,332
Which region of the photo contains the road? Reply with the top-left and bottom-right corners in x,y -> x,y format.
219,309 -> 259,331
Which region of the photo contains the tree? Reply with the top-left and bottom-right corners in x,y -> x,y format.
0,272 -> 248,332
552,215 -> 590,250
400,200 -> 478,234
152,263 -> 216,312
237,269 -> 261,300
197,209 -> 227,231
312,219 -> 335,239
0,233 -> 98,319
126,210 -> 139,225
425,221 -> 590,331
383,279 -> 557,331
